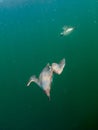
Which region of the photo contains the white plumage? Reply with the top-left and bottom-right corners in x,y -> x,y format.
27,58 -> 65,99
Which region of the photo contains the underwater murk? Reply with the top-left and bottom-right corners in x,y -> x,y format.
0,0 -> 97,130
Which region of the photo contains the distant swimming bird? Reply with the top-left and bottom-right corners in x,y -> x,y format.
60,26 -> 74,36
27,58 -> 65,99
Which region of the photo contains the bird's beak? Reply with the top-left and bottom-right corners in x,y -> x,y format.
44,89 -> 50,100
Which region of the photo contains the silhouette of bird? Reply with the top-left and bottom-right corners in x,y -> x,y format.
27,58 -> 65,99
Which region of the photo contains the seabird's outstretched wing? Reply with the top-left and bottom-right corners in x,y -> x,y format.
52,58 -> 65,74
27,75 -> 39,86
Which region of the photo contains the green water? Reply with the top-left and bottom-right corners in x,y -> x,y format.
0,0 -> 98,130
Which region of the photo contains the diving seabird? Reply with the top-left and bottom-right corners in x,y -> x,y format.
27,58 -> 65,99
60,26 -> 74,36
